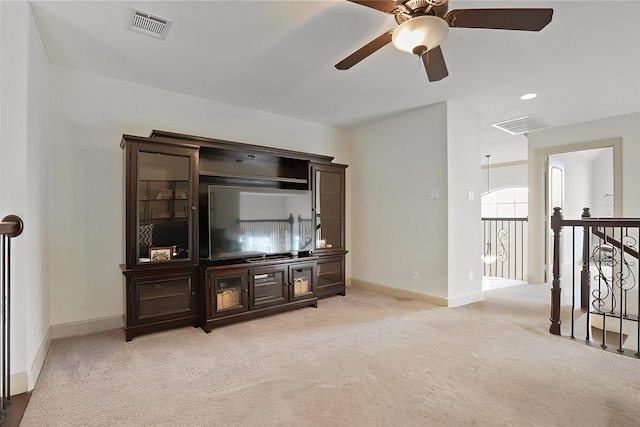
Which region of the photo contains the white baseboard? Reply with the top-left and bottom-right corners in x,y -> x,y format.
446,291 -> 484,307
351,279 -> 483,307
11,326 -> 52,394
10,316 -> 123,394
51,315 -> 122,339
10,372 -> 28,395
350,279 -> 448,306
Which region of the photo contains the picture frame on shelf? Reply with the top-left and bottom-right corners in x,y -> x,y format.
149,246 -> 172,262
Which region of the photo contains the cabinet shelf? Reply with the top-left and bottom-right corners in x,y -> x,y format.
139,291 -> 189,302
200,170 -> 307,184
139,198 -> 188,202
255,281 -> 279,287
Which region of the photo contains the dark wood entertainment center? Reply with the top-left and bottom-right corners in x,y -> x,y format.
120,130 -> 347,341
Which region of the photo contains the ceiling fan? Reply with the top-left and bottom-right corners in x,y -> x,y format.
335,0 -> 553,82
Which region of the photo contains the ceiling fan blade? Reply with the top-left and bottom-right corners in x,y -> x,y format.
335,31 -> 393,70
445,8 -> 553,31
346,0 -> 401,14
422,46 -> 448,82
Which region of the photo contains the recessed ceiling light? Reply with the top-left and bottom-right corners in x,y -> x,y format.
519,93 -> 537,100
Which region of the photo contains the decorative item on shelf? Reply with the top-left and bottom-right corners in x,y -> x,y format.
139,223 -> 154,247
294,278 -> 309,295
156,189 -> 173,200
175,190 -> 187,200
149,246 -> 172,262
158,211 -> 171,219
217,288 -> 240,309
316,239 -> 327,249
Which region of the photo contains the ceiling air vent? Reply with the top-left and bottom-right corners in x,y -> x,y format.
491,115 -> 551,135
126,8 -> 172,40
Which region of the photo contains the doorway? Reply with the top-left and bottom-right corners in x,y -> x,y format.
545,148 -> 614,304
529,137 -> 622,285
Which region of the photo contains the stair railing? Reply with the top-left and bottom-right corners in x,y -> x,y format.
481,216 -> 528,281
0,215 -> 24,423
550,207 -> 640,358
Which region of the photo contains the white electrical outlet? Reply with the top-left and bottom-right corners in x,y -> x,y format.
468,269 -> 473,280
427,189 -> 439,200
467,190 -> 474,201
411,269 -> 419,280
30,320 -> 35,340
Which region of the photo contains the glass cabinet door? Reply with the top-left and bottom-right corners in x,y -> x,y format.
133,146 -> 197,267
134,274 -> 195,322
290,262 -> 315,300
316,256 -> 344,293
314,165 -> 346,251
209,270 -> 248,316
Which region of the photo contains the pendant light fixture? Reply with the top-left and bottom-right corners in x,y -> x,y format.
482,154 -> 497,265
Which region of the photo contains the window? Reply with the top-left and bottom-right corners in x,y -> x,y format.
481,187 -> 528,218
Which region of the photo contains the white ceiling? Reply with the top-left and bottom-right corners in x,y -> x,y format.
30,0 -> 640,154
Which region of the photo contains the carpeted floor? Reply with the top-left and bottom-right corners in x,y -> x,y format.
20,284 -> 640,426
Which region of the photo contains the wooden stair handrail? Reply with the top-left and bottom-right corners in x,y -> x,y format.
0,215 -> 23,238
550,207 -> 640,334
591,226 -> 639,260
558,208 -> 639,261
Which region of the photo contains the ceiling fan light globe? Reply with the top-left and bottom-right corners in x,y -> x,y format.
392,16 -> 449,54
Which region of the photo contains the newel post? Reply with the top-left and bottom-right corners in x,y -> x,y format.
550,207 -> 563,335
581,208 -> 591,310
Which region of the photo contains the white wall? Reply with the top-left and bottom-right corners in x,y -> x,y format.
446,102 -> 482,305
551,153 -> 592,219
48,65 -> 352,327
481,134 -> 527,164
0,0 -> 29,381
549,153 -> 591,279
350,103 -> 449,300
0,0 -> 51,392
591,149 -> 614,217
481,162 -> 527,194
527,113 -> 640,284
349,101 -> 482,305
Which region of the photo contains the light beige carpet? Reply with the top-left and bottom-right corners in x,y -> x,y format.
21,284 -> 640,426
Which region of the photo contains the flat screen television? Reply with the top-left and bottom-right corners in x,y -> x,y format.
206,185 -> 314,261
